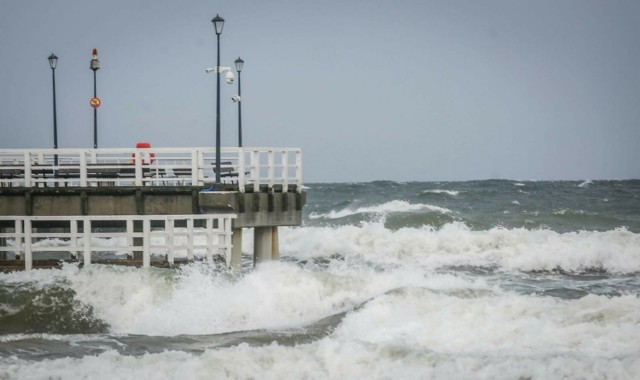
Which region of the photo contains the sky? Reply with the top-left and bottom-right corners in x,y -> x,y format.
1,0 -> 639,183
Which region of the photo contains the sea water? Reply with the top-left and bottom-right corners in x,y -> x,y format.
1,180 -> 639,379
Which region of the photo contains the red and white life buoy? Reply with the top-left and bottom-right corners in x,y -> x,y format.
131,142 -> 155,164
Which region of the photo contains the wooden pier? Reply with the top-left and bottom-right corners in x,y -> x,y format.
0,147 -> 305,271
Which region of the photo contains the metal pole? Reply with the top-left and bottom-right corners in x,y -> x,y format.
93,70 -> 98,149
237,70 -> 242,147
215,33 -> 221,184
51,66 -> 58,167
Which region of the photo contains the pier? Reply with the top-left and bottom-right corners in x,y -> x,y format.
0,147 -> 305,271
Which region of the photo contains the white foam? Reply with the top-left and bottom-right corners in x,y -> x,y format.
578,180 -> 593,188
421,189 -> 460,196
3,290 -> 639,379
279,223 -> 640,273
309,200 -> 452,220
64,262 -> 427,336
335,289 -> 640,355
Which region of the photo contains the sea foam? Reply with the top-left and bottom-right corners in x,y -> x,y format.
280,223 -> 640,273
309,200 -> 452,220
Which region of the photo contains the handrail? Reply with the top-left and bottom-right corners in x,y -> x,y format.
0,147 -> 302,192
0,214 -> 236,270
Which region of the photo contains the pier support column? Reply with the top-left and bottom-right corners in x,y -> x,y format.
253,227 -> 272,265
271,227 -> 279,260
230,228 -> 243,270
253,226 -> 280,265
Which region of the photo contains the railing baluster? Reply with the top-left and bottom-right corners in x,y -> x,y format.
143,218 -> 151,268
167,217 -> 174,265
83,218 -> 91,266
24,219 -> 31,271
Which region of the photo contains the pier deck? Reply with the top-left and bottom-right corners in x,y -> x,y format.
0,147 -> 305,271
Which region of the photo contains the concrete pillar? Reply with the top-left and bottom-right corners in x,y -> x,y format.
230,228 -> 243,269
271,227 -> 279,260
253,227 -> 272,265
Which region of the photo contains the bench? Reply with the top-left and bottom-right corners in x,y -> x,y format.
171,162 -> 241,185
1,164 -> 166,187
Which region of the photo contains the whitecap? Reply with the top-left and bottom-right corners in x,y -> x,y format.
421,189 -> 460,196
578,180 -> 593,188
309,200 -> 452,220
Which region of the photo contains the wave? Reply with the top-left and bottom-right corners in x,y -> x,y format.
309,200 -> 452,220
578,180 -> 593,188
280,222 -> 640,274
421,189 -> 460,196
2,282 -> 639,379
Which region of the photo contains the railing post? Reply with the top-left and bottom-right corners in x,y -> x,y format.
14,218 -> 22,260
187,217 -> 194,260
197,150 -> 205,186
125,219 -> 134,259
191,149 -> 200,186
206,217 -> 214,262
24,218 -> 32,271
166,217 -> 174,265
268,149 -> 275,191
252,150 -> 260,192
83,219 -> 91,266
80,152 -> 88,187
281,150 -> 289,193
23,152 -> 31,188
70,219 -> 78,259
134,150 -> 143,186
296,149 -> 303,193
143,217 -> 150,268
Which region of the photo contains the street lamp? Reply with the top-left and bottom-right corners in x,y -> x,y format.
234,57 -> 244,147
90,48 -> 100,149
48,53 -> 59,172
48,54 -> 58,151
212,14 -> 224,184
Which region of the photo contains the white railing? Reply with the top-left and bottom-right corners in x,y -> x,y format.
0,214 -> 235,271
0,147 -> 302,192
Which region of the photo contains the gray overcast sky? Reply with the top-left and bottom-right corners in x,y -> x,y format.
1,0 -> 639,182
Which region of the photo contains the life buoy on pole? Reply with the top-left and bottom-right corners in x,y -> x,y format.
131,142 -> 155,164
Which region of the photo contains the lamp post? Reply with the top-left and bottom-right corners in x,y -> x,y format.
48,54 -> 59,169
90,48 -> 100,149
212,14 -> 224,184
234,57 -> 244,147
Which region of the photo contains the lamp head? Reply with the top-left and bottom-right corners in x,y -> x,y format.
234,57 -> 244,73
48,53 -> 58,69
212,14 -> 225,35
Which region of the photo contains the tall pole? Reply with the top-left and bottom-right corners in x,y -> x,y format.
216,32 -> 221,183
93,70 -> 98,149
212,14 -> 224,185
93,69 -> 98,148
48,54 -> 59,176
51,64 -> 58,163
52,66 -> 58,154
90,48 -> 100,149
234,57 -> 244,148
237,69 -> 242,147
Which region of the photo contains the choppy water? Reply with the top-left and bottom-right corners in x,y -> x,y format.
1,180 -> 639,379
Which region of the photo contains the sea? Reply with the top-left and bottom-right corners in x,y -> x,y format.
1,180 -> 639,379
